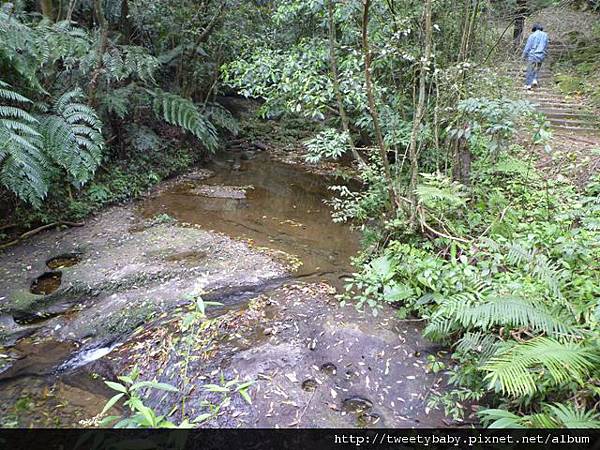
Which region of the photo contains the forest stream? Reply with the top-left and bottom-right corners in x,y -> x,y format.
0,152 -> 447,428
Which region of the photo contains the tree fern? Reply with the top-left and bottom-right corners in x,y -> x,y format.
39,88 -> 104,186
481,337 -> 599,398
151,90 -> 218,152
0,81 -> 47,205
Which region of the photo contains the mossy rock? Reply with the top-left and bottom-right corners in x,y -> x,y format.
2,290 -> 42,315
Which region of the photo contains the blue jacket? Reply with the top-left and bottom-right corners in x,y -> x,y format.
522,30 -> 549,63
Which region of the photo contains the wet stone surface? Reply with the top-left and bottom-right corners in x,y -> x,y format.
0,152 -> 448,427
46,254 -> 81,270
108,282 -> 447,428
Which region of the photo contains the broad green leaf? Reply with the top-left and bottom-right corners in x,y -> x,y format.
383,283 -> 414,303
105,381 -> 128,394
131,381 -> 179,393
98,415 -> 120,427
101,393 -> 125,415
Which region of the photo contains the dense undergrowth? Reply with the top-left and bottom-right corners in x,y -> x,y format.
0,1 -> 251,233
220,0 -> 600,428
340,142 -> 600,426
6,141 -> 202,229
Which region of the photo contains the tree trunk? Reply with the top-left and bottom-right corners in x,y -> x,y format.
453,131 -> 471,186
407,0 -> 433,223
88,0 -> 109,104
182,2 -> 227,96
40,0 -> 55,21
362,0 -> 397,214
513,0 -> 528,48
120,0 -> 132,43
451,0 -> 480,186
66,0 -> 77,22
327,0 -> 367,169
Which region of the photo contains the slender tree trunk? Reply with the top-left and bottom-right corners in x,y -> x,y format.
513,0 -> 528,48
66,0 -> 77,22
327,0 -> 367,168
40,0 -> 55,21
451,0 -> 480,186
120,0 -> 132,43
407,0 -> 433,223
182,2 -> 226,96
88,0 -> 109,104
453,128 -> 471,186
362,0 -> 398,214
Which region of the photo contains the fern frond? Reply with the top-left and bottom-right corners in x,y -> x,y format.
423,292 -> 478,341
39,89 -> 104,186
416,173 -> 467,210
97,84 -> 133,119
479,403 -> 600,429
0,81 -> 34,103
546,403 -> 600,428
478,409 -> 527,428
459,296 -> 576,337
205,103 -> 239,136
481,337 -> 599,398
455,331 -> 502,361
0,126 -> 48,206
0,81 -> 48,204
152,90 -> 218,151
103,45 -> 158,83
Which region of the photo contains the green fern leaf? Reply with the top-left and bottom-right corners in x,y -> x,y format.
151,90 -> 219,152
481,337 -> 599,398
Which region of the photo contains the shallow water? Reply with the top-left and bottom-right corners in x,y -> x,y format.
141,153 -> 360,287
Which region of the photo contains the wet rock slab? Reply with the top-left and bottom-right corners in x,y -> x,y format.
110,282 -> 447,428
0,206 -> 288,349
190,185 -> 253,200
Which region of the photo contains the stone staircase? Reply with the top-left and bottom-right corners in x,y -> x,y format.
507,44 -> 600,137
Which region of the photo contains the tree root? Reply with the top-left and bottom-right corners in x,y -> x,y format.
0,221 -> 85,250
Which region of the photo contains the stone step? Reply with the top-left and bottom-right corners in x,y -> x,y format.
527,94 -> 572,102
548,117 -> 598,128
541,111 -> 594,120
553,126 -> 599,136
532,102 -> 589,110
507,71 -> 552,79
530,97 -> 587,106
529,87 -> 561,93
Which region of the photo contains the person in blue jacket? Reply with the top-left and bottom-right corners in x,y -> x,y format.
522,23 -> 549,90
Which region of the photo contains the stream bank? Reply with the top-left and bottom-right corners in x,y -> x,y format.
0,151 -> 448,427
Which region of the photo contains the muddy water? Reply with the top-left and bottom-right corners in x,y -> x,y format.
141,153 -> 360,287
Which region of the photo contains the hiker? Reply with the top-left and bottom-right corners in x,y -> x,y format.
522,23 -> 549,90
